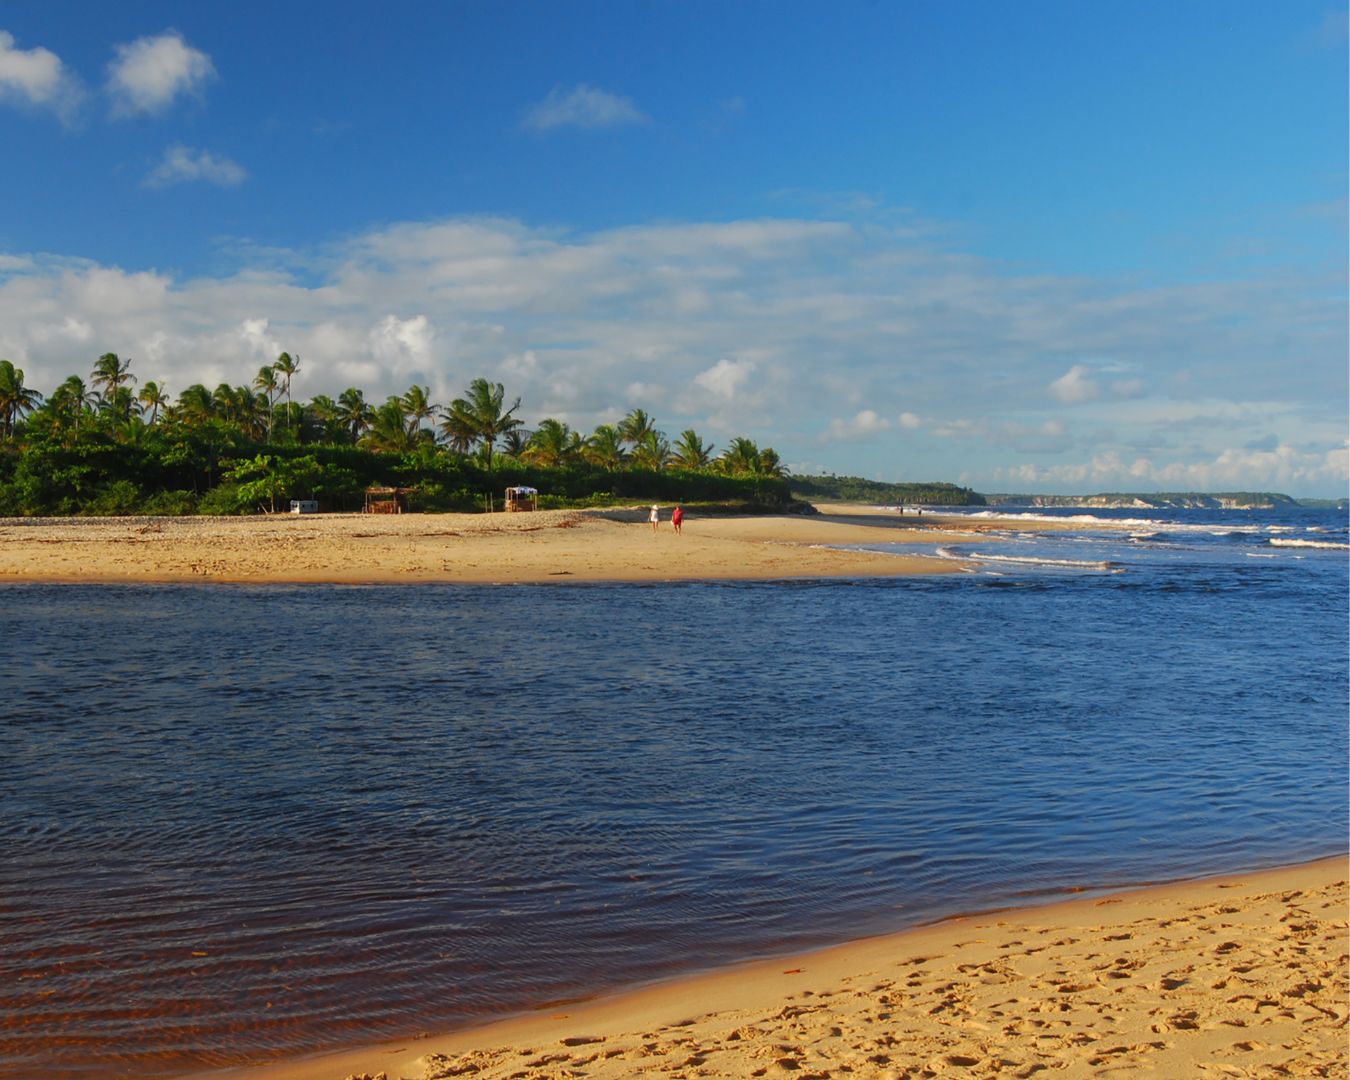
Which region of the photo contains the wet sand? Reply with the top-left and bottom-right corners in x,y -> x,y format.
196,857 -> 1347,1080
0,504 -> 995,584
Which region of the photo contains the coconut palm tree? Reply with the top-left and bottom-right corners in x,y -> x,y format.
631,429 -> 672,471
718,436 -> 762,475
672,428 -> 714,469
618,407 -> 658,448
757,447 -> 787,477
337,387 -> 373,445
441,378 -> 522,470
305,394 -> 341,443
51,375 -> 99,438
138,381 -> 169,426
364,396 -> 415,452
273,352 -> 301,431
174,384 -> 216,428
583,424 -> 628,470
91,353 -> 136,417
523,418 -> 583,468
401,384 -> 437,440
0,360 -> 41,438
253,365 -> 280,439
500,428 -> 530,460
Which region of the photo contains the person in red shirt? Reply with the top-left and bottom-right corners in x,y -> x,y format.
671,505 -> 684,534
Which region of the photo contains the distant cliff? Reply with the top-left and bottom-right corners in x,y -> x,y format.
980,491 -> 1302,510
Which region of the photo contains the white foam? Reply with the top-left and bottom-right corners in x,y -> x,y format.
947,549 -> 1122,572
1269,538 -> 1350,551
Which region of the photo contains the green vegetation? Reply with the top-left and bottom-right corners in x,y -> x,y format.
788,474 -> 986,506
0,354 -> 796,516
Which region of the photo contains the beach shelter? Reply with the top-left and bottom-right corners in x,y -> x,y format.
505,486 -> 538,512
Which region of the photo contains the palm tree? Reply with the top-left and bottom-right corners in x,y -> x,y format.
500,428 -> 530,460
253,365 -> 279,439
51,375 -> 99,438
618,407 -> 658,448
364,396 -> 415,452
583,424 -> 628,470
337,387 -> 373,445
138,381 -> 168,426
91,353 -> 136,417
305,394 -> 340,443
719,436 -> 762,475
214,384 -> 267,439
523,418 -> 583,468
0,360 -> 41,438
632,429 -> 672,471
175,384 -> 216,427
672,428 -> 714,469
401,384 -> 436,440
441,378 -> 522,470
757,447 -> 787,477
273,352 -> 301,432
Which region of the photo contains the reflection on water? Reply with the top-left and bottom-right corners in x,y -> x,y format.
2,531 -> 1346,1077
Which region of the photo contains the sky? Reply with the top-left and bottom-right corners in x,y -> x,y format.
0,1 -> 1345,495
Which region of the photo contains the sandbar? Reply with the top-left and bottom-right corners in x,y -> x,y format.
196,856 -> 1347,1080
0,504 -> 1002,585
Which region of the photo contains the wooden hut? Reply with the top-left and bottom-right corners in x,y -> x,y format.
504,485 -> 538,512
363,486 -> 412,514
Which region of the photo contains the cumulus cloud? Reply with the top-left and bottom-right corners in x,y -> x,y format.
107,31 -> 215,116
826,409 -> 892,441
693,357 -> 756,401
368,314 -> 434,376
1049,364 -> 1100,404
0,212 -> 1342,492
523,84 -> 649,131
0,30 -> 82,121
143,145 -> 247,188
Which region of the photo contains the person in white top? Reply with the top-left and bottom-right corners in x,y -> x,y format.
649,504 -> 660,533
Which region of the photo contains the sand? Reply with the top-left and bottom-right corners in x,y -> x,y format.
194,857 -> 1347,1080
0,504 -> 995,585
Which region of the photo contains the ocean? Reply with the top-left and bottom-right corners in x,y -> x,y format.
2,505 -> 1346,1078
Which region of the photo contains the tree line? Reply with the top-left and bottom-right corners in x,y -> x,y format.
0,354 -> 794,515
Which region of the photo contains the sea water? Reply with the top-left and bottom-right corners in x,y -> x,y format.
1,506 -> 1346,1077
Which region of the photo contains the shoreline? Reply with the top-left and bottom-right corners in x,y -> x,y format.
0,504 -> 1018,586
192,854 -> 1348,1080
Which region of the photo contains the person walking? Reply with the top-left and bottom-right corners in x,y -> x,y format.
671,505 -> 684,534
649,504 -> 660,533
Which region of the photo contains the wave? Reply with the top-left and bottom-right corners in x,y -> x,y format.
1268,538 -> 1350,551
936,547 -> 1121,571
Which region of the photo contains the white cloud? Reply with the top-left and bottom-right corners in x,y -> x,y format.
693,357 -> 755,400
0,30 -> 82,121
523,84 -> 649,131
0,212 -> 1342,493
826,409 -> 892,441
143,145 -> 247,188
107,31 -> 215,116
368,314 -> 434,377
1049,364 -> 1100,404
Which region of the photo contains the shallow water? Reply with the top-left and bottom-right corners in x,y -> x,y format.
1,507 -> 1346,1077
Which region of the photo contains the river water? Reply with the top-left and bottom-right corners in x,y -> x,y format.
1,506 -> 1346,1077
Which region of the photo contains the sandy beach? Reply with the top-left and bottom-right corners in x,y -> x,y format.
193,857 -> 1347,1080
0,504 -> 997,585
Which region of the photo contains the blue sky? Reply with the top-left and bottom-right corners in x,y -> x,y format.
0,1 -> 1345,493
